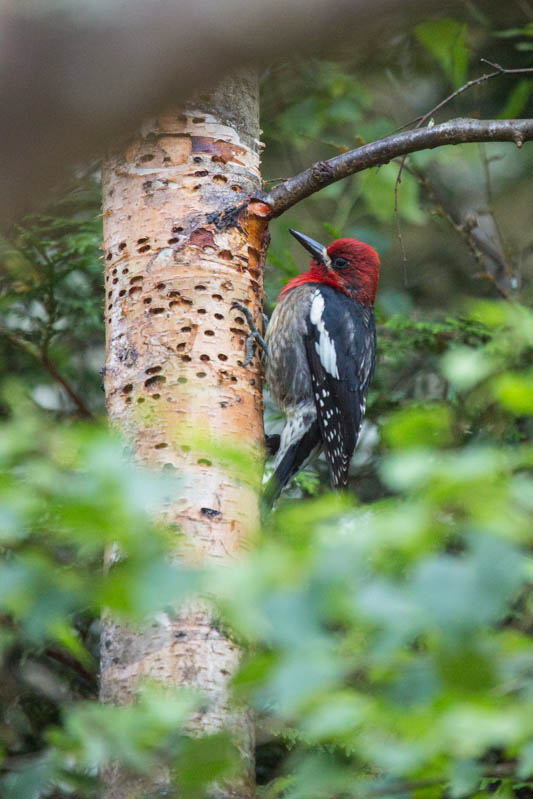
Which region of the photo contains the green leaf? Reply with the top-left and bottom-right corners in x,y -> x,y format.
441,347 -> 494,390
416,19 -> 469,87
410,535 -> 524,635
448,760 -> 483,798
382,404 -> 454,449
498,80 -> 532,118
50,685 -> 199,772
492,372 -> 533,415
380,450 -> 436,492
301,692 -> 370,741
519,741 -> 533,778
493,23 -> 533,38
362,163 -> 425,225
176,733 -> 239,797
1,753 -> 57,799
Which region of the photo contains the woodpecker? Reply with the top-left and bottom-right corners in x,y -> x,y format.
263,228 -> 380,505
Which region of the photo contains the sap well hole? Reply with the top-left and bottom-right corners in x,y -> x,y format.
144,375 -> 166,388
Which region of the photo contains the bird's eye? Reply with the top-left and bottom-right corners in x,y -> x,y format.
334,257 -> 349,269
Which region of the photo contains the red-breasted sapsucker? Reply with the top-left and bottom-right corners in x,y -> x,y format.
263,228 -> 380,505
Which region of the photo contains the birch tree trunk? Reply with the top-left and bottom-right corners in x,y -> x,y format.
100,71 -> 268,798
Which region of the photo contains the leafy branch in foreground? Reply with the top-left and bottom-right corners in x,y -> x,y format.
0,180 -> 103,417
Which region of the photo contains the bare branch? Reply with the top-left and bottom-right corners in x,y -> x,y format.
480,58 -> 533,74
390,58 -> 533,272
41,342 -> 93,419
403,160 -> 513,298
407,60 -> 533,134
1,321 -> 93,416
43,647 -> 96,688
415,71 -> 498,130
261,118 -> 533,217
392,63 -> 503,272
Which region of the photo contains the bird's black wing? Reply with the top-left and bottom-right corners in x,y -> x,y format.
304,285 -> 375,487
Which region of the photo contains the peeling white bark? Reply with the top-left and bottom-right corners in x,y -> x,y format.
100,72 -> 267,798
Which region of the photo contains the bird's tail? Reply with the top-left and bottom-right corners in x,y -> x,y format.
261,421 -> 320,509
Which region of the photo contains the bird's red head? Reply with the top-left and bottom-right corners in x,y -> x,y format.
280,229 -> 380,306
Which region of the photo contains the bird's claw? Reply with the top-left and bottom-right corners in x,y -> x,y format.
243,335 -> 256,367
231,302 -> 268,367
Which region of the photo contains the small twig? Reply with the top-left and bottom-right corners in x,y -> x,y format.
0,325 -> 41,359
43,646 -> 96,687
415,71 -> 501,132
479,142 -> 514,278
41,341 -> 93,418
402,160 -> 510,299
474,270 -> 510,300
262,177 -> 291,185
392,63 -> 504,271
516,0 -> 533,17
480,58 -> 533,75
392,172 -> 409,283
407,60 -> 533,140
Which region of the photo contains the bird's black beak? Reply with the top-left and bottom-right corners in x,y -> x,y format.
289,228 -> 330,268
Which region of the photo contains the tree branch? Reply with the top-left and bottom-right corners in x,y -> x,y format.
43,646 -> 96,688
0,322 -> 93,418
403,59 -> 533,133
41,342 -> 93,419
480,58 -> 533,75
402,159 -> 513,298
260,118 -> 533,217
390,59 -> 533,274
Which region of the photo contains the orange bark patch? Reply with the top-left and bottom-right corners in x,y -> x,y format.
248,200 -> 272,218
189,228 -> 216,249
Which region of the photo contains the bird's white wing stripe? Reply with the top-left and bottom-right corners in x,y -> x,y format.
309,291 -> 339,379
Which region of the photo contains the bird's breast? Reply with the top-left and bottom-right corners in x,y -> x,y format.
265,284 -> 316,410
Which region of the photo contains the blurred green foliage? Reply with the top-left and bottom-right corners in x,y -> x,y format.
1,5 -> 533,799
415,19 -> 469,89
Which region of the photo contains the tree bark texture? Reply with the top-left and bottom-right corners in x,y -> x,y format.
100,71 -> 267,798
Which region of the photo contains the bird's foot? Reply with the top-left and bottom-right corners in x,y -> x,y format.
231,302 -> 269,366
